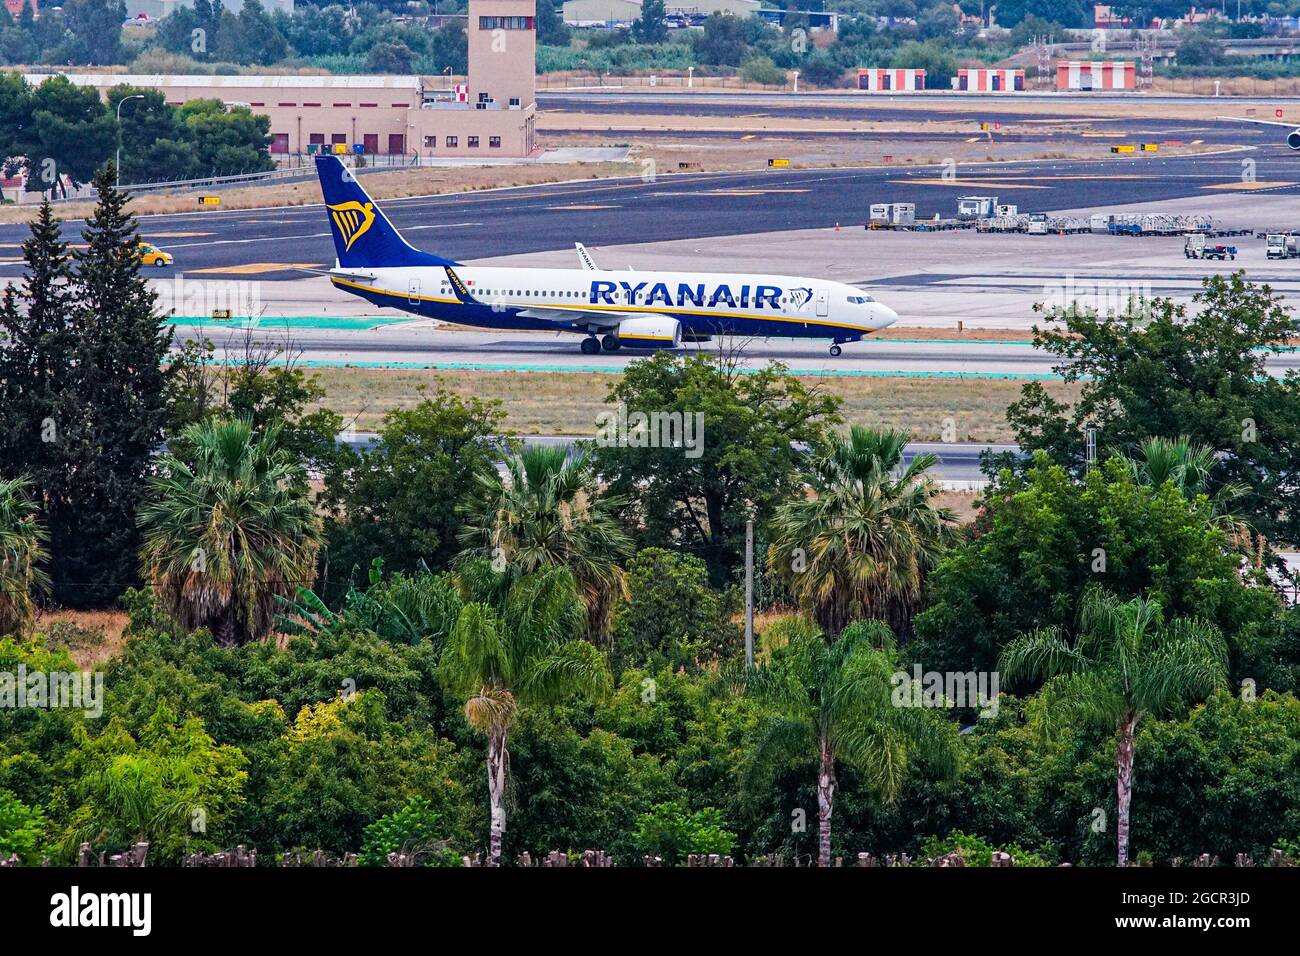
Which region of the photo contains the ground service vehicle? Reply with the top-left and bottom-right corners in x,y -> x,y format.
1266,234 -> 1300,259
136,242 -> 174,267
1184,234 -> 1236,260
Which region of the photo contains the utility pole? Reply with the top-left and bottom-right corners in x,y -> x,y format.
744,506 -> 755,669
115,94 -> 145,189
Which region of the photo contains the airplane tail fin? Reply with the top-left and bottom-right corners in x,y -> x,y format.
314,155 -> 458,268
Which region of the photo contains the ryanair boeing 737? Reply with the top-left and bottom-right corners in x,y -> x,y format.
315,155 -> 898,356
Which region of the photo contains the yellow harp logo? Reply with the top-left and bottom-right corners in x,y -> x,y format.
328,200 -> 376,251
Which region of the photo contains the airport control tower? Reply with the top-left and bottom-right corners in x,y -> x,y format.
467,0 -> 538,114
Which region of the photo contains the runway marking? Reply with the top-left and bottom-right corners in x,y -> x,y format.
1203,180 -> 1297,190
902,179 -> 1050,189
186,262 -> 324,274
699,188 -> 812,195
547,204 -> 619,210
148,231 -> 213,238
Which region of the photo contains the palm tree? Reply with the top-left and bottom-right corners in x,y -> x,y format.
0,477 -> 49,636
440,563 -> 611,866
139,419 -> 322,646
1000,590 -> 1227,866
458,444 -> 632,641
1121,435 -> 1254,557
768,426 -> 957,635
745,618 -> 959,867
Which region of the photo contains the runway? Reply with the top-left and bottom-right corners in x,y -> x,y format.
178,324 -> 1300,378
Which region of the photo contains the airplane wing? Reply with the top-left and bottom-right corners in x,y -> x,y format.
1217,115 -> 1297,128
575,242 -> 599,270
445,267 -> 644,330
515,306 -> 646,330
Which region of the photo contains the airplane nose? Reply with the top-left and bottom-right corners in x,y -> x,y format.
872,304 -> 898,329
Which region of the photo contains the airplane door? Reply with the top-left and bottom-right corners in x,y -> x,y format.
408,278 -> 420,305
815,289 -> 829,317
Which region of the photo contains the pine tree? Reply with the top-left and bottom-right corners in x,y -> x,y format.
0,201 -> 76,521
52,162 -> 172,606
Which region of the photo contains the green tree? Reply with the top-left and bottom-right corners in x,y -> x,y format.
745,619 -> 959,867
61,702 -> 248,863
439,564 -> 611,865
610,547 -> 741,675
631,801 -> 735,865
58,0 -> 127,65
911,455 -> 1283,689
52,166 -> 172,606
0,788 -> 46,864
535,0 -> 571,46
632,0 -> 669,44
0,200 -> 75,550
592,352 -> 840,583
177,99 -> 274,177
20,75 -> 116,190
359,795 -> 460,866
458,444 -> 632,641
108,85 -> 196,185
769,426 -> 957,636
1004,275 -> 1300,548
139,419 -> 322,646
321,391 -> 504,596
1000,591 -> 1228,865
0,478 -> 49,637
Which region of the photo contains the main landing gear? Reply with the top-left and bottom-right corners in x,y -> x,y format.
580,334 -> 621,354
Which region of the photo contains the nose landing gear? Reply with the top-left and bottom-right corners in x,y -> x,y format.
829,344 -> 843,357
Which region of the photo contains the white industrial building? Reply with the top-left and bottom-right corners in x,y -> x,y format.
562,0 -> 758,24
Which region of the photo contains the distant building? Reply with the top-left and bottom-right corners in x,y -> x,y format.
857,68 -> 925,91
120,0 -> 294,19
26,0 -> 539,158
1056,60 -> 1137,90
4,0 -> 36,17
957,68 -> 1025,92
562,0 -> 758,25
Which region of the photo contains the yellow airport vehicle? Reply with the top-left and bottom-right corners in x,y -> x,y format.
198,196 -> 221,206
136,241 -> 174,267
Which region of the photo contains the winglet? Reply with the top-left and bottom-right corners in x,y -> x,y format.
444,266 -> 479,305
575,242 -> 598,270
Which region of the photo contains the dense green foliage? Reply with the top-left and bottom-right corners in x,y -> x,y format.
0,73 -> 272,190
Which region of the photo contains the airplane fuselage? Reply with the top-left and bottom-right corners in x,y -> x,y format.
330,265 -> 897,343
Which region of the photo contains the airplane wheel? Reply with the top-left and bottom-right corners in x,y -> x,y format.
580,337 -> 600,355
829,344 -> 843,357
601,334 -> 621,352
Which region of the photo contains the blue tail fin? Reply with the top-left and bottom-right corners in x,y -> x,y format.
314,155 -> 458,268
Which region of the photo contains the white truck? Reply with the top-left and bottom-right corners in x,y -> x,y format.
1266,233 -> 1300,259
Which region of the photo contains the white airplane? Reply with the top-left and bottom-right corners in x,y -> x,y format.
1217,114 -> 1300,150
314,155 -> 897,356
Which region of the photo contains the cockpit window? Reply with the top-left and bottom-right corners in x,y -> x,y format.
846,295 -> 874,305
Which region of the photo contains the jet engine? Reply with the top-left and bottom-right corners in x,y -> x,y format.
616,316 -> 682,349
